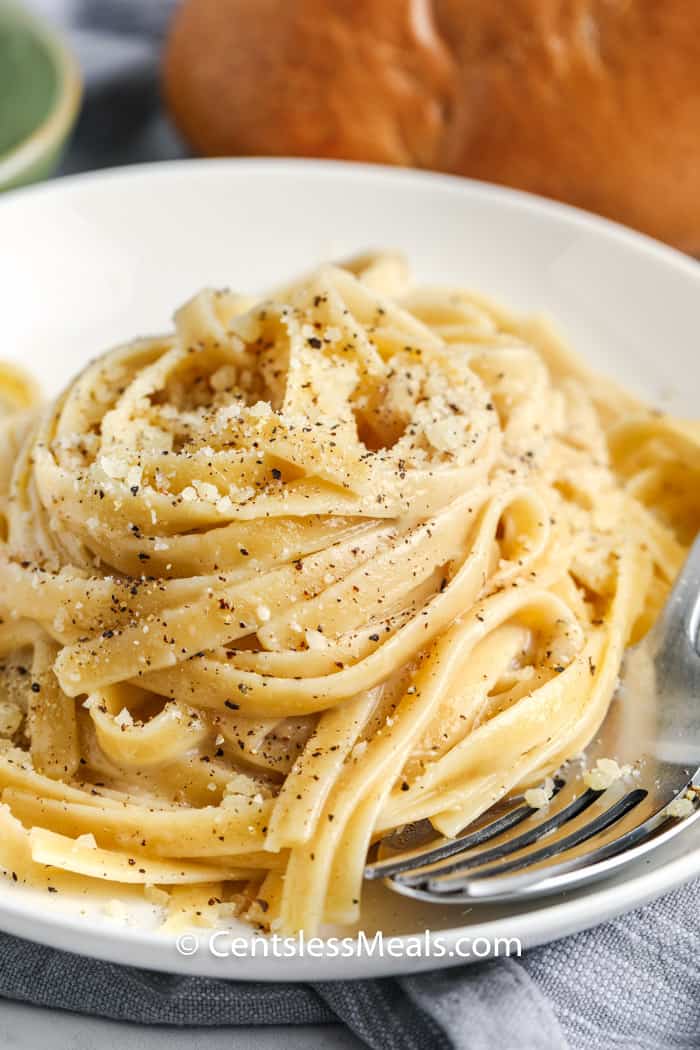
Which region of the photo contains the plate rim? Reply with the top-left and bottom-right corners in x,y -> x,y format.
1,157 -> 699,981
0,154 -> 699,283
0,840 -> 698,980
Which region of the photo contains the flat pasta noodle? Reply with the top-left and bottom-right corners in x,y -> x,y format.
0,255 -> 696,936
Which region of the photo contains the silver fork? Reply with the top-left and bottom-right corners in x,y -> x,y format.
365,535 -> 700,903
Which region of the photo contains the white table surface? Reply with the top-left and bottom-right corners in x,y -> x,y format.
0,1001 -> 365,1049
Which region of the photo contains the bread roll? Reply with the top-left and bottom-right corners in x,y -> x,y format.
164,0 -> 700,252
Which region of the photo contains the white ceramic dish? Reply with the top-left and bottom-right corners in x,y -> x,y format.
0,159 -> 698,981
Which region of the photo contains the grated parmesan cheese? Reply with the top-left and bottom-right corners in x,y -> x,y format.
305,629 -> 327,650
583,757 -> 631,791
524,777 -> 555,809
667,796 -> 695,819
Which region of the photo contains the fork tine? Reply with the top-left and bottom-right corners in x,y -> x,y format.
390,788 -> 698,903
393,786 -> 607,886
366,803 -> 533,881
419,788 -> 648,892
365,777 -> 567,880
451,795 -> 695,900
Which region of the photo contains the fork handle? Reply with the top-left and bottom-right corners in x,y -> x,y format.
650,533 -> 700,655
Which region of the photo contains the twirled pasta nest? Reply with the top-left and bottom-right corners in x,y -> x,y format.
0,255 -> 697,935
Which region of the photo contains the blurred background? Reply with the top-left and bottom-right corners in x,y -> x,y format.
8,0 -> 185,174
3,0 -> 700,252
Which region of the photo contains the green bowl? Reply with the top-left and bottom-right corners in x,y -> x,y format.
0,1 -> 82,191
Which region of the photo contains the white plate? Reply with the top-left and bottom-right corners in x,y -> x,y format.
1,159 -> 699,981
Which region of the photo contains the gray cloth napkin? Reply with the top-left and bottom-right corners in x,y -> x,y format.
3,876 -> 700,1049
5,3 -> 700,1048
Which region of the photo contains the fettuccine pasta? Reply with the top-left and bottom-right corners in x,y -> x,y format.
0,254 -> 697,934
